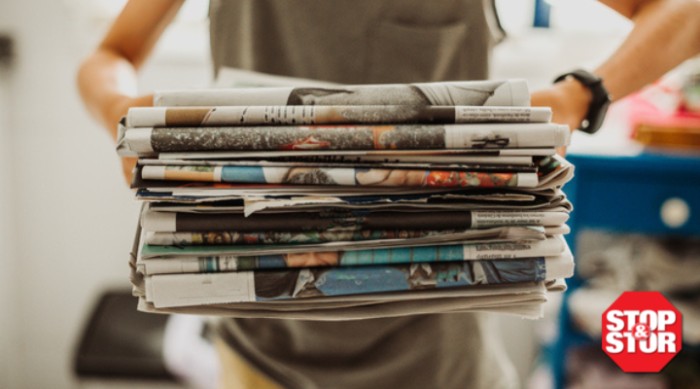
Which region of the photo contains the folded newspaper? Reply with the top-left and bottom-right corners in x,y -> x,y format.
122,79 -> 575,320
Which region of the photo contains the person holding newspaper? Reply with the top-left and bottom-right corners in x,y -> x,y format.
77,1 -> 700,388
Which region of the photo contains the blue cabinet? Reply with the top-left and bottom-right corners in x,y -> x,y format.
550,152 -> 700,389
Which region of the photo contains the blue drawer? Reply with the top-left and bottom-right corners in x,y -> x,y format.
551,152 -> 700,389
566,153 -> 700,236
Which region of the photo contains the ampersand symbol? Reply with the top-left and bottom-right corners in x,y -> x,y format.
634,324 -> 649,339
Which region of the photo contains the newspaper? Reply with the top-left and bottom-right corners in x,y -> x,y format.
140,208 -> 570,232
142,258 -> 551,308
126,105 -> 552,127
153,80 -> 530,107
135,187 -> 572,209
144,225 -> 548,246
131,155 -> 573,194
139,234 -> 567,258
139,233 -> 566,259
169,200 -> 571,218
147,201 -> 570,216
141,187 -> 567,205
156,148 -> 556,164
140,252 -> 573,310
135,283 -> 549,320
146,195 -> 550,212
133,178 -> 569,197
546,225 -> 570,235
117,123 -> 570,156
128,223 -> 555,319
137,237 -> 569,276
138,158 -> 539,173
140,164 -> 539,188
119,77 -> 576,319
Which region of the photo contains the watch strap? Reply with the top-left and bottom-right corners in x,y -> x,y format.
554,69 -> 612,134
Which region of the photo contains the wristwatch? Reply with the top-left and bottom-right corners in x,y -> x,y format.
554,69 -> 612,134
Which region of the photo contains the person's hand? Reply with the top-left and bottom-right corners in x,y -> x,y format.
105,94 -> 153,185
531,78 -> 592,155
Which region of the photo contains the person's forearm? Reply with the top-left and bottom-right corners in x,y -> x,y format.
76,0 -> 184,184
77,0 -> 183,140
77,48 -> 152,140
533,0 -> 700,132
597,0 -> 700,101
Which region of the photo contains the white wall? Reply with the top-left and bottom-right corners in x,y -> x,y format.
0,2 -> 20,388
0,0 -> 210,387
3,1 -> 138,386
0,44 -> 21,389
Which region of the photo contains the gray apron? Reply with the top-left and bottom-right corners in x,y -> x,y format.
210,1 -> 517,388
210,0 -> 504,83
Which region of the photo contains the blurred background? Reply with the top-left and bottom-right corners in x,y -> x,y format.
0,0 -> 698,388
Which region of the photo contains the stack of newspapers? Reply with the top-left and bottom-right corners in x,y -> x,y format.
117,80 -> 575,320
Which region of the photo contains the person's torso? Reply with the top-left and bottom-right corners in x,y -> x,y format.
209,0 -> 503,84
208,2 -> 514,388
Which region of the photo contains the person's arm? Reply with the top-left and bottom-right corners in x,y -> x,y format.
77,0 -> 184,181
531,0 -> 700,131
